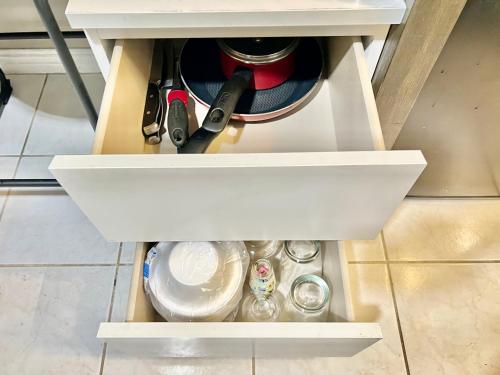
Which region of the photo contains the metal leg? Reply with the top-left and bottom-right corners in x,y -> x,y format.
0,179 -> 61,188
33,0 -> 98,129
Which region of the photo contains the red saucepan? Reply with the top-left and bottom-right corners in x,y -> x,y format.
180,37 -> 301,153
218,37 -> 299,90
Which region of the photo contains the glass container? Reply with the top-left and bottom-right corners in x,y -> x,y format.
284,240 -> 320,263
286,274 -> 330,322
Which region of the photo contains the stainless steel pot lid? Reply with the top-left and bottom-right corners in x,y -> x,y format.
217,37 -> 300,64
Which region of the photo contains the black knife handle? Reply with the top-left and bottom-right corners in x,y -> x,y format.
142,82 -> 161,139
178,127 -> 219,154
201,67 -> 252,133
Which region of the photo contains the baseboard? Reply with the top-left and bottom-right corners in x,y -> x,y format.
0,48 -> 100,74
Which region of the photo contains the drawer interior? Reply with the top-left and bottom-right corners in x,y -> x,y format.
93,36 -> 385,156
127,241 -> 353,324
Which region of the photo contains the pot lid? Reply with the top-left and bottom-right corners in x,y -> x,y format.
217,37 -> 300,64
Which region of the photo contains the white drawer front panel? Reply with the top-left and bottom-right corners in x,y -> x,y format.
50,151 -> 425,241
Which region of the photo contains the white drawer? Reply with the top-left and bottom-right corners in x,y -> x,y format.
65,0 -> 406,38
98,241 -> 382,358
49,36 -> 426,242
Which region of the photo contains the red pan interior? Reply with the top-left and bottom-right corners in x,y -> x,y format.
219,49 -> 296,90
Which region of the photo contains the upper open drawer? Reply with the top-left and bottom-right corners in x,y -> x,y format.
49,36 -> 426,242
66,0 -> 406,38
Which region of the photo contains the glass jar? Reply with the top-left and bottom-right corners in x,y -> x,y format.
285,274 -> 330,322
245,241 -> 284,260
277,241 -> 323,298
284,240 -> 320,263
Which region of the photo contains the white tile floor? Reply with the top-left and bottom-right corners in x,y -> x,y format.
1,73 -> 500,375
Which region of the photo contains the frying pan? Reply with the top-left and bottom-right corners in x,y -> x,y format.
179,38 -> 323,153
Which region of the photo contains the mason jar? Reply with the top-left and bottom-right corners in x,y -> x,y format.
285,274 -> 330,322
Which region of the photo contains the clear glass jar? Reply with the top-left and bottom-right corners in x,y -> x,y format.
277,241 -> 323,298
285,274 -> 330,322
284,240 -> 320,263
245,241 -> 284,260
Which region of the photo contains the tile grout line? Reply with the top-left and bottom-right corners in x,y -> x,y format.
0,263 -> 119,268
98,243 -> 123,375
405,195 -> 500,199
17,74 -> 49,162
381,231 -> 411,375
349,260 -> 500,264
252,356 -> 256,375
390,260 -> 500,264
0,74 -> 49,222
0,154 -> 61,158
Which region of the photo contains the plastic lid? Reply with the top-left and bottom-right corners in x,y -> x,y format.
168,242 -> 219,286
145,241 -> 248,321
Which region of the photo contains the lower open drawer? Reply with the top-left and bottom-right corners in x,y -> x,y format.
97,241 -> 382,358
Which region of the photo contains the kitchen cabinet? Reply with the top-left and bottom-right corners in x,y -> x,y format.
49,0 -> 425,358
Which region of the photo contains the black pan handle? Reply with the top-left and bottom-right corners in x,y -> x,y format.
167,98 -> 189,147
202,67 -> 252,133
178,127 -> 219,154
179,67 -> 252,154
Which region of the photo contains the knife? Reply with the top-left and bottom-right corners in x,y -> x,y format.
141,41 -> 168,145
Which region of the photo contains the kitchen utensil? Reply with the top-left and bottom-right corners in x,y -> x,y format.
143,241 -> 249,322
285,274 -> 330,322
141,82 -> 162,144
142,41 -> 168,145
179,66 -> 252,153
178,37 -> 323,153
179,37 -> 323,122
167,59 -> 189,147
